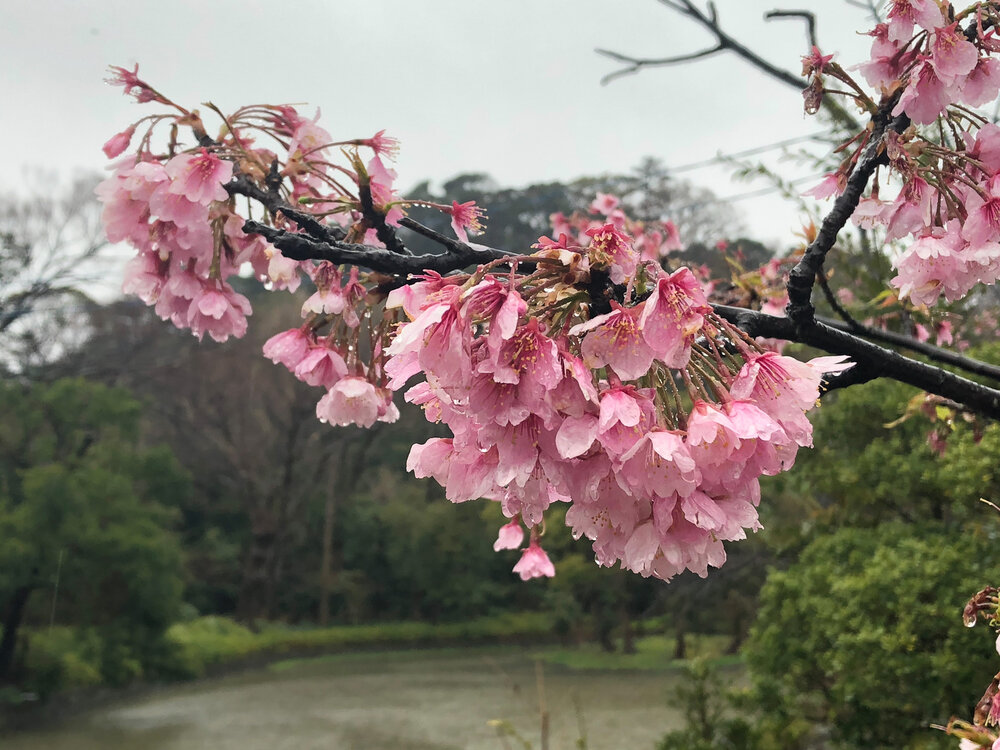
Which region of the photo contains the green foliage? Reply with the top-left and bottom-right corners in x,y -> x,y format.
763,378 -> 953,530
744,524 -> 998,749
336,469 -> 543,622
0,378 -> 187,694
657,660 -> 757,750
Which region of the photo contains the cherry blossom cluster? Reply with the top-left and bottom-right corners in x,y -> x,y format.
97,65 -> 479,428
396,249 -> 849,581
98,64 -> 851,582
806,2 -> 1000,309
550,192 -> 683,264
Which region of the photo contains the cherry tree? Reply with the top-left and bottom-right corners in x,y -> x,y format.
96,1 -> 1000,742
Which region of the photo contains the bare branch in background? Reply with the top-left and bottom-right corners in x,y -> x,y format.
764,10 -> 817,49
599,0 -> 861,129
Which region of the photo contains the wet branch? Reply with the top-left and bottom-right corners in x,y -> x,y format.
358,182 -> 410,256
712,305 -> 1000,417
785,102 -> 907,323
242,220 -> 509,276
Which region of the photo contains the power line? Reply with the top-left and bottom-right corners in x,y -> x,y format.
667,132 -> 829,175
672,173 -> 826,211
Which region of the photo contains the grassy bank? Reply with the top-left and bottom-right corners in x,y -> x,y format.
7,611 -> 558,698
536,633 -> 737,671
164,611 -> 558,678
7,613 -> 736,708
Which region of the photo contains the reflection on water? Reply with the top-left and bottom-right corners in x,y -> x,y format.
1,648 -> 685,750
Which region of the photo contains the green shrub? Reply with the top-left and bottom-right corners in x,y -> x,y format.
745,524 -> 998,749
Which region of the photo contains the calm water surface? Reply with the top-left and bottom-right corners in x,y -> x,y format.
3,648 -> 686,750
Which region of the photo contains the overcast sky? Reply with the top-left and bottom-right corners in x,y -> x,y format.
1,0 -> 878,249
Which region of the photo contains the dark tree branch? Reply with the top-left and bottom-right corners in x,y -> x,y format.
600,0 -> 860,128
765,10 -> 818,50
399,216 -> 516,258
816,264 -> 863,331
819,316 -> 1000,383
242,221 -> 511,276
358,182 -> 410,256
604,0 -> 804,88
785,102 -> 907,323
820,362 -> 880,393
226,175 -> 346,245
712,305 -> 1000,418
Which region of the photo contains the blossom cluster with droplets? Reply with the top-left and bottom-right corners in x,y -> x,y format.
548,192 -> 684,264
804,2 -> 1000,309
97,64 -> 484,428
98,64 -> 851,582
393,246 -> 850,582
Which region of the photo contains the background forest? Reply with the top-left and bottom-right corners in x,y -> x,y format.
2,160 -> 999,750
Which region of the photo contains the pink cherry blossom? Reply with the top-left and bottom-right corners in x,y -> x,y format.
638,268 -> 711,368
121,251 -> 168,305
294,343 -> 349,387
961,58 -> 1000,106
316,376 -> 381,428
930,23 -> 979,85
480,318 -> 562,398
186,280 -> 252,342
367,155 -> 404,226
803,172 -> 846,200
164,149 -> 233,206
662,221 -> 683,252
886,0 -> 944,44
102,126 -> 136,158
449,200 -> 485,243
589,193 -> 620,215
301,263 -> 346,316
512,542 -> 556,580
571,303 -> 654,381
584,223 -> 637,284
893,57 -> 957,125
493,520 -> 524,551
962,176 -> 1000,247
263,327 -> 312,370
105,63 -> 161,103
364,129 -> 400,160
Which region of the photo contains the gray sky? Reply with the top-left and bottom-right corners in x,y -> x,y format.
1,0 -> 877,248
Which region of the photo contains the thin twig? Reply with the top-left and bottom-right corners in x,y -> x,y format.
765,10 -> 818,49
596,45 -> 724,85
600,0 -> 860,129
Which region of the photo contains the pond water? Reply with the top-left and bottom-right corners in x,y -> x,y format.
2,647 -> 690,750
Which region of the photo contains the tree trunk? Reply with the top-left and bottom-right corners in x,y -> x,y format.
0,586 -> 33,682
725,610 -> 745,655
674,614 -> 687,660
317,435 -> 375,625
236,507 -> 278,626
318,482 -> 337,626
620,605 -> 636,655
